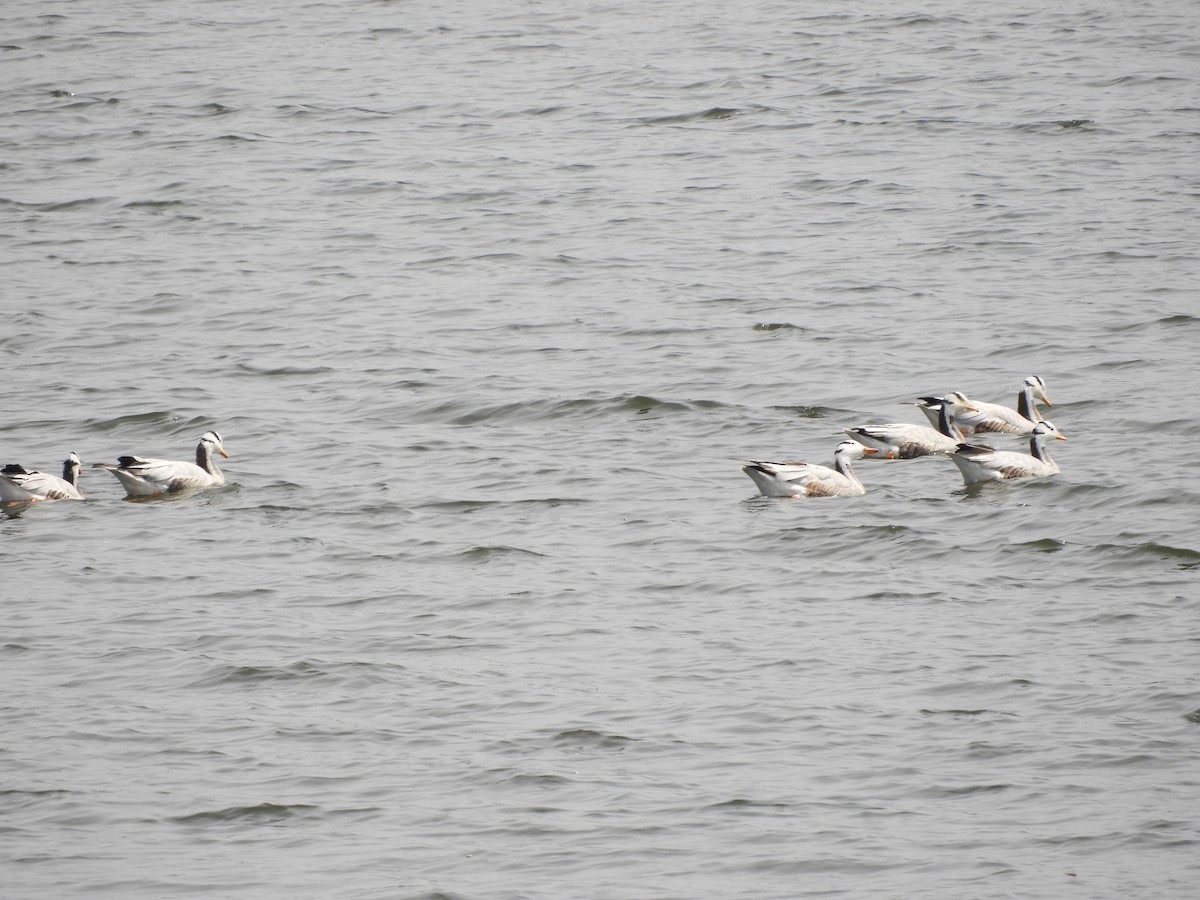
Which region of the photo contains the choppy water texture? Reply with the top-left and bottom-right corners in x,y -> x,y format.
3,1 -> 1199,897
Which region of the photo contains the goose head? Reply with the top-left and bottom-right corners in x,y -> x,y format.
834,439 -> 878,461
1024,375 -> 1052,406
942,391 -> 978,413
1032,420 -> 1067,442
199,431 -> 230,459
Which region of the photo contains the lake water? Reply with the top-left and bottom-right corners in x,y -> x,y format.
2,1 -> 1198,898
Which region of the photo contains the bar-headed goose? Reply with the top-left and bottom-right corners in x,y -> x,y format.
914,395 -> 949,429
844,392 -> 975,459
951,420 -> 1067,484
0,452 -> 84,503
951,375 -> 1052,435
94,431 -> 229,498
743,439 -> 877,498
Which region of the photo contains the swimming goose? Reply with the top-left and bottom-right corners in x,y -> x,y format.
951,376 -> 1052,435
743,440 -> 877,498
914,395 -> 949,429
93,431 -> 229,498
844,392 -> 975,459
950,420 -> 1067,484
0,452 -> 84,503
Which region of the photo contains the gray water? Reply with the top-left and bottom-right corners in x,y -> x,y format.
3,1 -> 1198,898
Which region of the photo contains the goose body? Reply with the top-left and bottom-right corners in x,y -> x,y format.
743,440 -> 877,498
844,392 -> 974,459
0,453 -> 84,503
94,431 -> 229,498
951,376 -> 1051,435
951,420 -> 1067,484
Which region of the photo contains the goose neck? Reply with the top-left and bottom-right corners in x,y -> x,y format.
1017,386 -> 1041,422
196,443 -> 222,477
1029,433 -> 1053,465
937,403 -> 964,440
835,454 -> 863,488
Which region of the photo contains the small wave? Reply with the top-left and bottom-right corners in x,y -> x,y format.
553,728 -> 636,750
752,322 -> 808,332
418,497 -> 590,513
195,662 -> 327,687
856,523 -> 914,536
197,102 -> 236,116
235,362 -> 336,377
919,708 -> 1014,718
0,196 -> 114,212
857,590 -> 945,603
496,104 -> 568,118
634,107 -> 744,125
0,788 -> 73,810
1157,314 -> 1200,328
1008,538 -> 1067,553
409,393 -> 715,425
1090,541 -> 1200,569
1077,611 -> 1142,626
703,797 -> 790,812
457,544 -> 547,561
1106,313 -> 1200,333
122,199 -> 186,211
1014,118 -> 1100,133
917,782 -> 1011,798
81,411 -> 179,431
769,404 -> 839,419
501,772 -> 575,788
172,802 -> 320,825
883,13 -> 968,27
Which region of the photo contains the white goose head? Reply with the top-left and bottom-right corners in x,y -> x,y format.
1031,420 -> 1067,442
942,391 -> 977,412
833,439 -> 876,462
1024,375 -> 1052,406
1028,420 -> 1066,462
831,440 -> 877,489
63,452 -> 82,486
199,431 -> 229,458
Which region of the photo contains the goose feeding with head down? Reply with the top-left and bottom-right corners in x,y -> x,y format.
0,452 -> 84,503
742,439 -> 878,498
93,431 -> 229,498
950,420 -> 1067,485
843,392 -> 975,459
950,376 -> 1052,435
914,395 -> 950,430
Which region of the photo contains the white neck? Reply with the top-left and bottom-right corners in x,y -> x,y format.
834,452 -> 863,488
1017,386 -> 1041,422
196,442 -> 222,478
1029,433 -> 1054,465
937,403 -> 964,440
